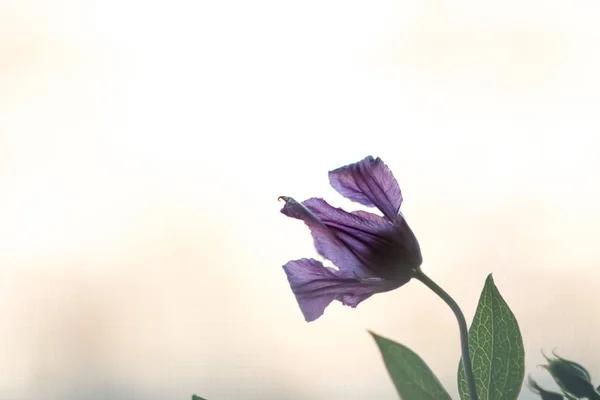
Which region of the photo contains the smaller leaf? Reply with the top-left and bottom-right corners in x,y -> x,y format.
458,274 -> 525,400
371,331 -> 452,400
192,395 -> 208,400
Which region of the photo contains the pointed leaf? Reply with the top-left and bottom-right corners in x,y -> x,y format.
458,274 -> 525,400
192,396 -> 208,400
371,332 -> 452,400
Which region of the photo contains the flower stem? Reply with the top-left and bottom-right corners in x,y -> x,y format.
412,267 -> 478,400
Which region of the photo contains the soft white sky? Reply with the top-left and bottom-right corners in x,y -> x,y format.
1,1 -> 600,399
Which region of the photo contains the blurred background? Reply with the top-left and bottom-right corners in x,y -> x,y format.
1,0 -> 599,399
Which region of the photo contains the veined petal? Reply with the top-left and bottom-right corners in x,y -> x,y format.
329,156 -> 402,221
302,198 -> 420,282
279,196 -> 370,277
303,197 -> 395,259
282,258 -> 399,322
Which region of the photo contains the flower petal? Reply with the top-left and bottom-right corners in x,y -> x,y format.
282,258 -> 397,322
279,196 -> 369,277
302,198 -> 420,282
329,156 -> 402,221
280,196 -> 420,281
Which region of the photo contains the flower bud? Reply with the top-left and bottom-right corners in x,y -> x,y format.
542,351 -> 599,399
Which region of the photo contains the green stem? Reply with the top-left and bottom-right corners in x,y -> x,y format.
412,267 -> 478,400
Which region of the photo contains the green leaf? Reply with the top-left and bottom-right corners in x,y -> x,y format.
371,332 -> 452,400
192,395 -> 208,400
458,274 -> 525,400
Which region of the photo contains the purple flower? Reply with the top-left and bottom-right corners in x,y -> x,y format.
280,156 -> 423,322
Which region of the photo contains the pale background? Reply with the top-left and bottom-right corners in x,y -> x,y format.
1,0 -> 599,399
